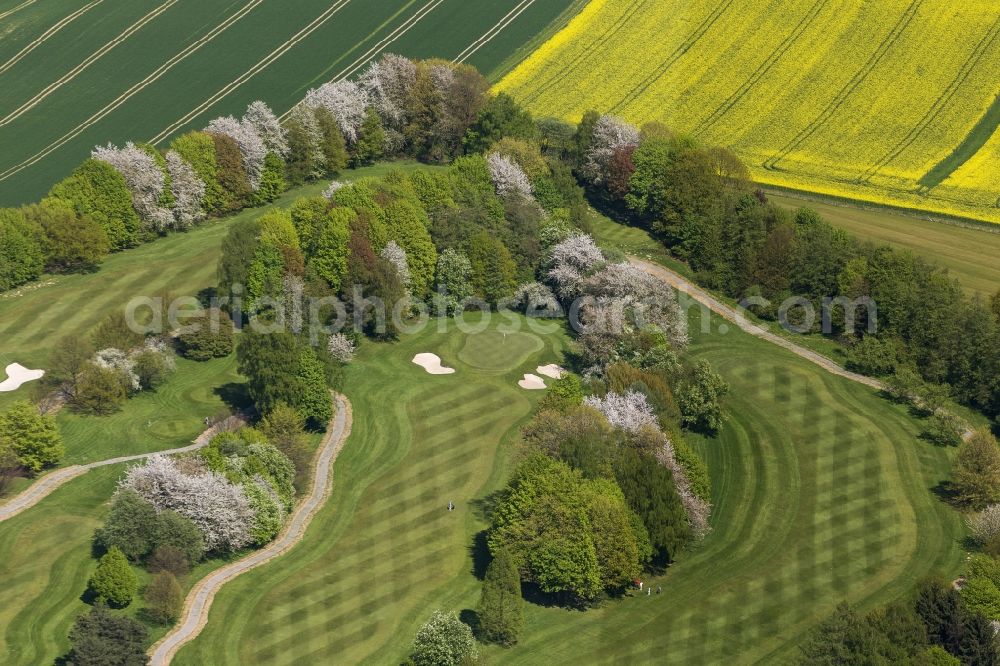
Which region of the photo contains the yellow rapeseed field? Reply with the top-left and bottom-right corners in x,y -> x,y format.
498,0 -> 1000,224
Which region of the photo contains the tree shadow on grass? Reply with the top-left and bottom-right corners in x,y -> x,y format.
469,530 -> 491,581
213,382 -> 252,414
459,609 -> 480,636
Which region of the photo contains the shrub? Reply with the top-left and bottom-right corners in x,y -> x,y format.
845,336 -> 899,376
952,428 -> 1000,509
0,400 -> 64,474
924,412 -> 964,447
73,363 -> 127,415
144,571 -> 183,624
148,545 -> 190,577
411,610 -> 478,666
95,489 -> 158,560
67,603 -> 148,665
88,547 -> 138,607
155,509 -> 205,565
91,311 -> 143,351
477,547 -> 523,646
177,308 -> 234,360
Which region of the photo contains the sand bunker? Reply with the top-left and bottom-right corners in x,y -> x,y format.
518,373 -> 546,390
0,363 -> 44,392
536,364 -> 564,379
412,353 -> 455,375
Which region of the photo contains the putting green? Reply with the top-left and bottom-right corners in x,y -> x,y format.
457,328 -> 545,373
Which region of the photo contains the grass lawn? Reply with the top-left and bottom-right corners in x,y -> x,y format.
173,313 -> 964,662
767,192 -> 1000,297
492,304 -> 965,664
171,312 -> 572,664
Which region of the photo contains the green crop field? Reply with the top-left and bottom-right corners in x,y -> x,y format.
170,244 -> 964,664
0,0 -> 579,205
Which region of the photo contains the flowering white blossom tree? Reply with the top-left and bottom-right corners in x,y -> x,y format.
380,240 -> 411,288
92,142 -> 173,232
242,100 -> 288,157
582,115 -> 639,185
94,348 -> 140,392
546,234 -> 605,299
205,115 -> 268,189
120,455 -> 255,552
511,282 -> 561,315
165,150 -> 205,228
970,504 -> 1000,545
583,390 -> 658,434
304,79 -> 369,143
487,152 -> 532,199
322,180 -> 345,200
327,333 -> 355,364
358,54 -> 415,129
584,393 -> 712,536
429,63 -> 455,95
579,262 -> 688,350
653,430 -> 712,537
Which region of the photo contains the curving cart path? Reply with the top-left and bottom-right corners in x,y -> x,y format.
149,393 -> 352,666
0,414 -> 245,523
629,256 -> 885,390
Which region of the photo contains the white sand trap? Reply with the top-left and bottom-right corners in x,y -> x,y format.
0,363 -> 44,392
518,373 -> 546,390
536,364 -> 564,379
412,353 -> 455,375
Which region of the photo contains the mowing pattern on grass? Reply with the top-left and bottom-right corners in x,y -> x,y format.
170,317 -> 568,665
498,0 -> 1000,224
0,0 -> 579,204
0,465 -> 122,664
171,318 -> 961,663
499,313 -> 963,664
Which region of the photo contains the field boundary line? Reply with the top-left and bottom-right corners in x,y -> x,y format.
278,0 -> 444,123
149,0 -> 358,144
520,0 -> 649,106
764,0 -> 925,170
148,394 -> 353,666
0,0 -> 179,128
609,0 -> 738,115
0,0 -> 104,77
0,0 -> 37,23
454,0 -> 536,64
0,414 -> 246,523
858,14 -> 1000,184
0,0 -> 267,182
693,0 -> 826,136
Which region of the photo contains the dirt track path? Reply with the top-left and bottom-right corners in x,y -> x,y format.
0,414 -> 245,523
629,256 -> 885,391
148,393 -> 352,666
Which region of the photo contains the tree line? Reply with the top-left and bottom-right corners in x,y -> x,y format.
550,111 -> 1000,427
